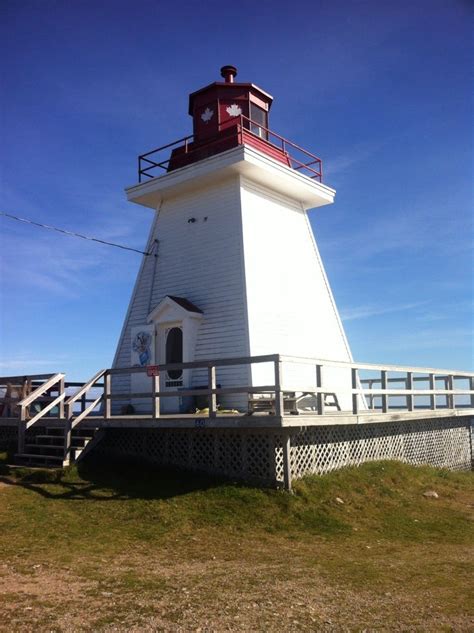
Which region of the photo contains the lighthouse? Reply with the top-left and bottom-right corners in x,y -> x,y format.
4,66 -> 472,487
113,66 -> 353,412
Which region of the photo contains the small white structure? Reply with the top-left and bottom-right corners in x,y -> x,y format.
113,66 -> 353,412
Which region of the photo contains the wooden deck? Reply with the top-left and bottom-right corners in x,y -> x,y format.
1,354 -> 473,467
1,406 -> 472,431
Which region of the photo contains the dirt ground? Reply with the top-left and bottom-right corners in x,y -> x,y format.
0,459 -> 472,632
1,533 -> 473,631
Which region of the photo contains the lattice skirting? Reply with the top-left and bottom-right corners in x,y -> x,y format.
0,426 -> 18,448
95,428 -> 278,485
94,416 -> 472,487
0,425 -> 52,450
285,417 -> 473,482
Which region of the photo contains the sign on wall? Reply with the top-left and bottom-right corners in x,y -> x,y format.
131,325 -> 155,367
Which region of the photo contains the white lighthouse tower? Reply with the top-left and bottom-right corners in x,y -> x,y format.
113,66 -> 353,412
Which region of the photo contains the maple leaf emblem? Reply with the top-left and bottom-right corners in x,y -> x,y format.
201,107 -> 214,123
226,103 -> 242,117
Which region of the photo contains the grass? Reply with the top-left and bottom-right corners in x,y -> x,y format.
0,452 -> 472,631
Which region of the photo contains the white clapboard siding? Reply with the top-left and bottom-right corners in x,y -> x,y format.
240,178 -> 353,409
114,156 -> 355,413
113,177 -> 251,410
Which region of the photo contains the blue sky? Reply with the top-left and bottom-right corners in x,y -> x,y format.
0,0 -> 472,380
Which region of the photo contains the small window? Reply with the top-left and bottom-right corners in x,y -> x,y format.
250,103 -> 268,139
166,327 -> 183,379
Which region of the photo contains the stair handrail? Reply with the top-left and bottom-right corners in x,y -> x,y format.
19,373 -> 66,428
16,373 -> 66,453
65,369 -> 106,428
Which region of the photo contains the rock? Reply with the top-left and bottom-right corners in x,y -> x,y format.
423,490 -> 439,498
335,497 -> 345,504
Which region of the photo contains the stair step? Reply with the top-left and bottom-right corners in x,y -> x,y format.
34,436 -> 65,443
25,444 -> 64,451
15,453 -> 63,461
34,435 -> 88,446
16,426 -> 102,468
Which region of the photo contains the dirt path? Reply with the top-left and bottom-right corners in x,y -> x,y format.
1,538 -> 472,631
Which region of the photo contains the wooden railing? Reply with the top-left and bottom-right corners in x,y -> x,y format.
0,374 -> 56,418
62,369 -> 107,457
138,115 -> 323,182
97,355 -> 474,419
13,373 -> 66,453
104,354 -> 281,418
1,356 -> 473,433
279,356 -> 474,415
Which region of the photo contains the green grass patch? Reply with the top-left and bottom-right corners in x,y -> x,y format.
0,454 -> 472,630
0,454 -> 472,557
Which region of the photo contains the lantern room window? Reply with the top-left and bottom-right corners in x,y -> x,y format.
249,103 -> 268,139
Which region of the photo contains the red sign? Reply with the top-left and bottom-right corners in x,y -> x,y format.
146,365 -> 160,377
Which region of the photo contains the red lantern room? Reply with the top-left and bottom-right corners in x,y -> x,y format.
138,66 -> 322,181
189,65 -> 272,144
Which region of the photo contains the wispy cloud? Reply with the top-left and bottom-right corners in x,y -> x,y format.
317,200 -> 473,266
341,301 -> 428,321
379,328 -> 473,353
0,359 -> 69,369
324,141 -> 383,178
0,355 -> 75,375
0,199 -> 149,299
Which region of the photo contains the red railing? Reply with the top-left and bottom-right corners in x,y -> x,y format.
138,115 -> 323,183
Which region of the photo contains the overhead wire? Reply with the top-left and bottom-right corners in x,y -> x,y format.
0,212 -> 156,257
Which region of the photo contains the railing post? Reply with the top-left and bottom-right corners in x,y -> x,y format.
368,380 -> 374,410
381,370 -> 388,413
63,402 -> 72,465
208,365 -> 217,418
447,374 -> 454,409
470,377 -> 474,409
274,357 -> 284,418
316,364 -> 324,415
58,375 -> 65,419
351,367 -> 359,415
18,406 -> 27,454
282,432 -> 292,492
104,372 -> 111,419
153,373 -> 160,418
18,405 -> 28,454
442,376 -> 449,409
429,374 -> 436,410
406,372 -> 414,411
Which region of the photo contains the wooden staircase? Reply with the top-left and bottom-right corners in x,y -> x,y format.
15,426 -> 104,468
0,370 -> 107,469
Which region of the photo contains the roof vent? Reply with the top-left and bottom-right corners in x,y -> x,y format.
220,65 -> 237,83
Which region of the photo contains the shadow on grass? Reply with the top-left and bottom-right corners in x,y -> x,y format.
0,453 -> 228,502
